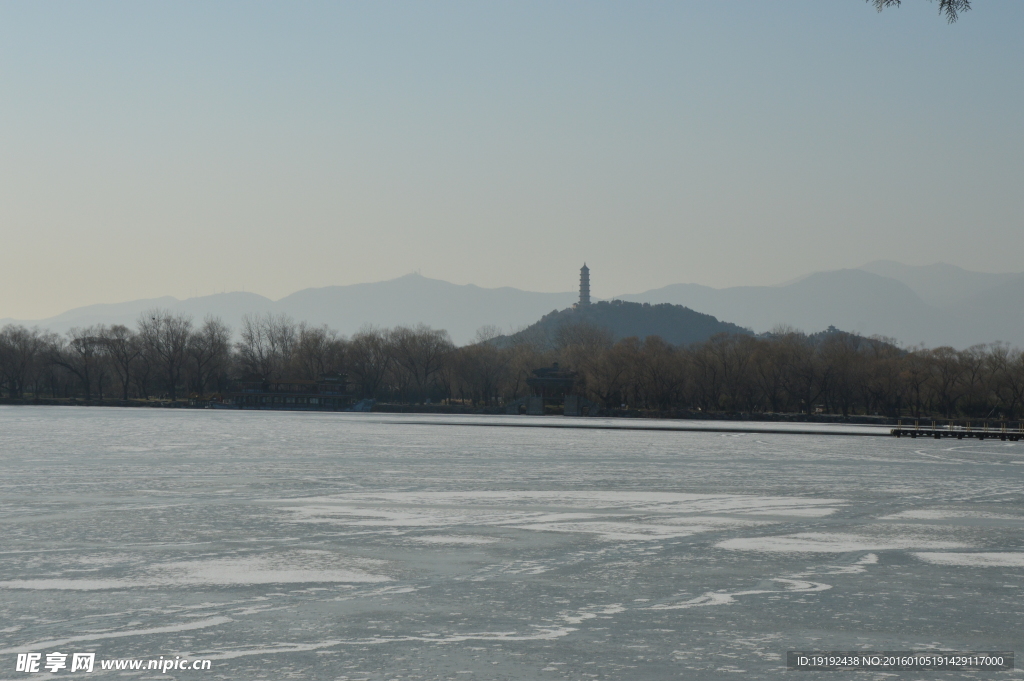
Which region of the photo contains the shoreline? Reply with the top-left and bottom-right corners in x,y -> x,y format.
0,397 -> 916,428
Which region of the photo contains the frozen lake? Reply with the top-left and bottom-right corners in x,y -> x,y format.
1,407 -> 1022,679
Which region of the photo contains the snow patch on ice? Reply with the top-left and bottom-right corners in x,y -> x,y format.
717,532 -> 969,553
408,535 -> 501,545
510,521 -> 717,541
912,552 -> 1024,567
560,603 -> 625,624
153,557 -> 391,585
881,510 -> 1023,520
0,553 -> 391,590
0,617 -> 232,654
811,553 -> 881,575
278,492 -> 839,544
197,625 -> 578,660
649,577 -> 832,610
202,640 -> 344,660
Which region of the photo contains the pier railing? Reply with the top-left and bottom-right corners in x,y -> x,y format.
891,419 -> 1023,441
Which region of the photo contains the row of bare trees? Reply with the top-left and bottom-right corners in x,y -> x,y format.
0,311 -> 457,405
450,325 -> 1024,419
233,315 -> 455,403
532,326 -> 1024,419
4,313 -> 1024,418
0,311 -> 233,402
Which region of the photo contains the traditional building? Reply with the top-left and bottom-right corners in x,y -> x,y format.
526,363 -> 578,401
222,372 -> 354,410
579,263 -> 591,306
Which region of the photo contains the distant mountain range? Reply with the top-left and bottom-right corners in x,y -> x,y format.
613,261 -> 1024,349
2,261 -> 1023,348
0,276 -> 577,346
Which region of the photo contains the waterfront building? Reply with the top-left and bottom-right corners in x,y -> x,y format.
526,363 -> 578,401
223,372 -> 354,410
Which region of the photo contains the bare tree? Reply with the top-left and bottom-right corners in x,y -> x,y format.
100,325 -> 141,401
390,325 -> 454,403
584,338 -> 637,409
138,310 -> 193,400
235,313 -> 297,381
929,346 -> 965,417
347,327 -> 394,398
187,316 -> 232,394
474,325 -> 503,344
455,342 -> 511,406
49,327 -> 106,400
861,337 -> 905,416
689,339 -> 725,412
637,336 -> 687,410
552,321 -> 614,402
779,334 -> 823,414
869,0 -> 971,23
751,338 -> 786,412
504,338 -> 551,403
819,332 -> 866,418
291,323 -> 344,381
900,346 -> 933,418
957,345 -> 991,417
0,325 -> 46,398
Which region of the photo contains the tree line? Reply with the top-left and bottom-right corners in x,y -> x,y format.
2,311 -> 1024,419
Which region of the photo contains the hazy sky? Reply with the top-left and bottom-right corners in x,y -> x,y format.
2,1 -> 1022,319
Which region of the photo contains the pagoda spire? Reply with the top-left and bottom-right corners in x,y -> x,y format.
579,263 -> 591,306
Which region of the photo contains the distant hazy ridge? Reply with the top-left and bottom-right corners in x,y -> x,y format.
614,262 -> 1024,349
0,275 -> 577,346
3,262 -> 1022,348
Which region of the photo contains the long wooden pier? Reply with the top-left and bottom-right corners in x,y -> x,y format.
892,419 -> 1023,441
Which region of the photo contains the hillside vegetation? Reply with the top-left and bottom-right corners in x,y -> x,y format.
502,299 -> 749,349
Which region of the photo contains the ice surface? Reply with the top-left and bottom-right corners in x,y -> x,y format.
0,407 -> 1021,680
291,489 -> 843,515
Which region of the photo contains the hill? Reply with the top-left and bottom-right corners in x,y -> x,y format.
500,299 -> 750,348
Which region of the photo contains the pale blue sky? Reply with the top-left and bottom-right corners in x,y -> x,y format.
1,1 -> 1021,319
